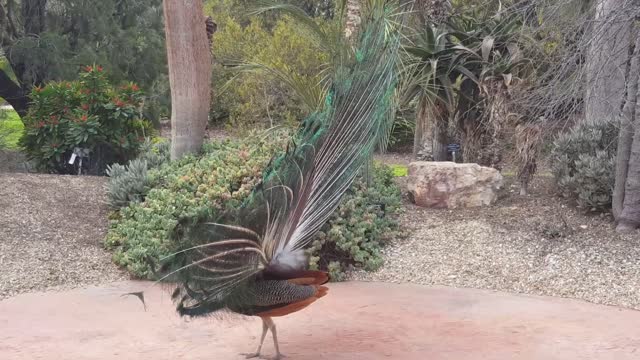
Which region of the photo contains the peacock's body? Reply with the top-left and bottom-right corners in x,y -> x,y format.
147,2 -> 406,359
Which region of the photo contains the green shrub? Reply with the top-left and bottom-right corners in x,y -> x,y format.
19,66 -> 153,174
105,138 -> 170,209
386,163 -> 408,177
106,133 -> 403,280
307,164 -> 404,281
550,119 -> 617,211
0,109 -> 23,150
105,133 -> 288,277
106,159 -> 151,209
210,14 -> 330,130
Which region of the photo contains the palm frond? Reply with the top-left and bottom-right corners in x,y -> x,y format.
231,62 -> 327,112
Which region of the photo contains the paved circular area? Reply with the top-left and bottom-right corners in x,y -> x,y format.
1,281 -> 639,359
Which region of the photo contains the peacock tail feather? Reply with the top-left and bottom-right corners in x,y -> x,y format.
157,0 -> 409,318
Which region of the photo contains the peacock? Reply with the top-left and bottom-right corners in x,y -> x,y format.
132,2 -> 406,359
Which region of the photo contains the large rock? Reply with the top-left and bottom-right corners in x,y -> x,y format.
407,161 -> 503,208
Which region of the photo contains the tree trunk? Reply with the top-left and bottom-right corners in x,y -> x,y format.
414,0 -> 451,26
432,100 -> 448,161
0,69 -> 29,117
414,96 -> 448,161
617,111 -> 640,231
585,0 -> 632,124
163,0 -> 212,160
515,122 -> 543,196
21,0 -> 47,35
613,34 -> 640,221
413,97 -> 431,159
344,0 -> 360,41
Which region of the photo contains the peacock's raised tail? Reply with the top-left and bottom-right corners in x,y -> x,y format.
142,1 -> 407,359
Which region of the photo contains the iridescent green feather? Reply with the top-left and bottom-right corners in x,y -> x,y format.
157,0 -> 409,318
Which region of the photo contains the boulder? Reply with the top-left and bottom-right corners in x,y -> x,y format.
407,161 -> 503,209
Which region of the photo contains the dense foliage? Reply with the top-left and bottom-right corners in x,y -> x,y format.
106,133 -> 403,280
550,119 -> 617,211
0,0 -> 168,121
19,66 -> 153,174
209,12 -> 330,129
0,108 -> 22,150
308,164 -> 403,280
105,138 -> 170,209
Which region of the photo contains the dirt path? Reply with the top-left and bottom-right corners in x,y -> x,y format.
1,280 -> 639,359
0,173 -> 127,299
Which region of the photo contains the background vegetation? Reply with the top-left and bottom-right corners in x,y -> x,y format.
3,0 -> 640,279
105,131 -> 403,280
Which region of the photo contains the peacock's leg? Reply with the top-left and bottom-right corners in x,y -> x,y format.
263,317 -> 284,360
242,317 -> 269,359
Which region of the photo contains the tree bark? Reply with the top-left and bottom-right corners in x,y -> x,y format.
344,0 -> 361,41
617,111 -> 640,231
163,0 -> 212,160
432,100 -> 448,161
413,96 -> 448,161
0,69 -> 29,117
21,0 -> 47,35
457,78 -> 481,163
414,0 -> 451,26
585,0 -> 632,124
613,34 -> 640,221
413,97 -> 431,159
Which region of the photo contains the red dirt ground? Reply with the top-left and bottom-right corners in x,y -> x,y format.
1,281 -> 639,360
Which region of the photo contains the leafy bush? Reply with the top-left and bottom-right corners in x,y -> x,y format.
0,109 -> 23,150
550,119 -> 617,211
210,14 -> 330,130
105,133 -> 288,277
307,164 -> 404,281
106,133 -> 403,280
19,66 -> 153,174
106,138 -> 170,209
106,159 -> 150,209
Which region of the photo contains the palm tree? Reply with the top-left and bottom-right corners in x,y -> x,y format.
163,0 -> 212,160
447,8 -> 528,167
401,25 -> 457,160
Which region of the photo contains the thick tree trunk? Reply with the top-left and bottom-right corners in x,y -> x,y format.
413,97 -> 448,161
613,34 -> 640,221
457,78 -> 482,163
585,0 -> 632,124
617,114 -> 640,231
163,0 -> 212,160
0,70 -> 29,117
344,0 -> 361,41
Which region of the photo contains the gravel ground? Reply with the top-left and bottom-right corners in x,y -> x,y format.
349,173 -> 640,310
2,148 -> 640,311
0,173 -> 127,299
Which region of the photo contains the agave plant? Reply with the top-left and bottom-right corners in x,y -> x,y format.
399,2 -> 532,164
400,24 -> 459,159
446,7 -> 531,167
